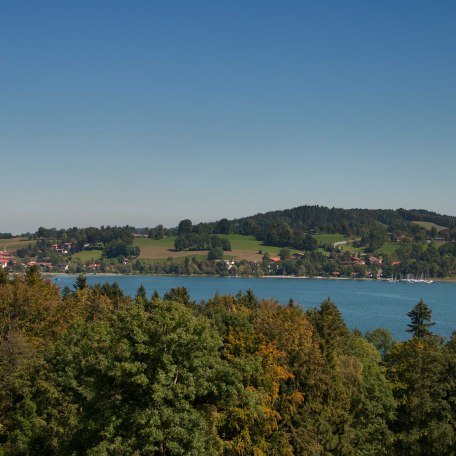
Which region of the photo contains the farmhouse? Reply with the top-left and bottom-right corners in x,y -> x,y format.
269,257 -> 281,263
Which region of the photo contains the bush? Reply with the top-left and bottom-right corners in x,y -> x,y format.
208,247 -> 224,260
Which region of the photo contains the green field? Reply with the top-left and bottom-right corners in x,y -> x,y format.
314,234 -> 346,245
376,243 -> 400,255
0,237 -> 36,251
338,243 -> 367,254
133,234 -> 302,261
218,234 -> 302,255
412,221 -> 447,232
72,250 -> 103,261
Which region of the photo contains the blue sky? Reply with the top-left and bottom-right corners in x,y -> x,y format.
1,1 -> 455,233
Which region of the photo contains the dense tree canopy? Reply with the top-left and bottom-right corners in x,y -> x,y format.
0,274 -> 455,455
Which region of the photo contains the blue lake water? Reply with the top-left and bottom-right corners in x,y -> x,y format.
51,275 -> 456,340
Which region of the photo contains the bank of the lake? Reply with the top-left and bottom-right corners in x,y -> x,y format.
51,275 -> 456,341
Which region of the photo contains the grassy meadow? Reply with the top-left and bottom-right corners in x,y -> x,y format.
0,237 -> 36,251
412,221 -> 447,232
133,234 -> 303,262
72,250 -> 103,262
73,232 -> 440,264
313,233 -> 346,245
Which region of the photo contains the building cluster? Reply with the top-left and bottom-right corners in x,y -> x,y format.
51,242 -> 72,254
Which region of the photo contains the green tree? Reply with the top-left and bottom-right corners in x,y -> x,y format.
4,301 -> 235,455
365,328 -> 395,358
0,268 -> 8,285
215,218 -> 230,234
300,233 -> 318,251
74,274 -> 87,291
309,298 -> 349,359
279,248 -> 291,261
265,221 -> 293,247
386,337 -> 453,454
149,224 -> 165,240
407,299 -> 435,339
208,247 -> 224,260
135,284 -> 147,305
177,219 -> 192,235
163,287 -> 192,307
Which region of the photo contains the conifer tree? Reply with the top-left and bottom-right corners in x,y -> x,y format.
135,284 -> 147,305
74,274 -> 87,291
407,299 -> 435,339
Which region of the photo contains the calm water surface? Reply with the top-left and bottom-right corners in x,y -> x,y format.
51,275 -> 456,340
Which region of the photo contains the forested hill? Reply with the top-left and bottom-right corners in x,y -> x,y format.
189,205 -> 456,240
226,206 -> 456,236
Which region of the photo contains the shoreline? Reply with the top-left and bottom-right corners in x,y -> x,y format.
43,272 -> 456,283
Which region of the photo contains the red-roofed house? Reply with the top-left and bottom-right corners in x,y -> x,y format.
351,256 -> 366,265
369,256 -> 383,265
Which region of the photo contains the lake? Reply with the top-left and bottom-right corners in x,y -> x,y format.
51,275 -> 456,340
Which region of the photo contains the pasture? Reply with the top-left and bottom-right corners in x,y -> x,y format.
72,250 -> 103,261
0,237 -> 36,251
412,221 -> 447,232
314,234 -> 346,245
133,234 -> 302,262
376,243 -> 400,255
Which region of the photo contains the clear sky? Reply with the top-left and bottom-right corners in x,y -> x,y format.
1,1 -> 455,233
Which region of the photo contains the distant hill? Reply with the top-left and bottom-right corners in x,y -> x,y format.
188,205 -> 456,249
228,206 -> 455,234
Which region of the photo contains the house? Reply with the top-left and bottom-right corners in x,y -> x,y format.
269,257 -> 281,262
352,256 -> 366,265
87,263 -> 101,271
27,261 -> 52,269
369,256 -> 383,265
0,251 -> 12,268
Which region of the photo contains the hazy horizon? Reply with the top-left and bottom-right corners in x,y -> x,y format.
2,1 -> 455,233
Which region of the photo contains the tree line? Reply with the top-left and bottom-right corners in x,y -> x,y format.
0,269 -> 455,454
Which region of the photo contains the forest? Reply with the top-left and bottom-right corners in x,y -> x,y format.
1,268 -> 455,455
